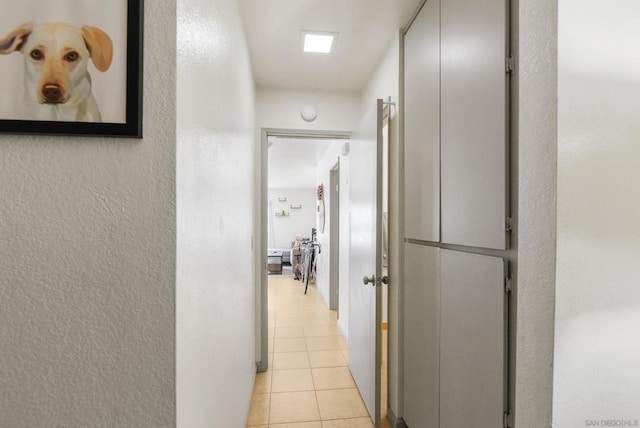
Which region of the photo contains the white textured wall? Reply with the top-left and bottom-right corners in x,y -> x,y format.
514,1 -> 557,427
360,37 -> 402,418
555,1 -> 640,426
267,188 -> 317,248
176,0 -> 256,426
256,88 -> 360,132
337,157 -> 351,338
0,2 -> 176,427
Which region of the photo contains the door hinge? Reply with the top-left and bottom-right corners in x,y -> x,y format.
342,142 -> 350,156
504,411 -> 512,428
506,56 -> 515,73
505,276 -> 513,294
505,217 -> 513,232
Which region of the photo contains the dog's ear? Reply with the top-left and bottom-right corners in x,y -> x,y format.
82,25 -> 113,72
0,22 -> 33,55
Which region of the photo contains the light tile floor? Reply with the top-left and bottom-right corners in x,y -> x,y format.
247,274 -> 391,428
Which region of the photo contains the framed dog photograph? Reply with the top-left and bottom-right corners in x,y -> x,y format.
0,0 -> 142,137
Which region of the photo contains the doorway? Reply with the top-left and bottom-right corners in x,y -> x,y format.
257,128 -> 349,373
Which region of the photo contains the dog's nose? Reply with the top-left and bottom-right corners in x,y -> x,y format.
42,84 -> 63,103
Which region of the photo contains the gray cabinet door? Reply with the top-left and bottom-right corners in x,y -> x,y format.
403,243 -> 439,428
440,250 -> 506,428
440,0 -> 509,249
404,0 -> 441,242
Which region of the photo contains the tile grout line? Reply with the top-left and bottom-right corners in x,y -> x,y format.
309,346 -> 323,422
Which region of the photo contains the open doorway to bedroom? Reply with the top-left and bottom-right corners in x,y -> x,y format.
265,133 -> 348,284
266,135 -> 327,280
257,129 -> 350,374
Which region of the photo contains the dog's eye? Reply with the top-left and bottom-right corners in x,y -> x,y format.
30,49 -> 44,60
64,51 -> 79,62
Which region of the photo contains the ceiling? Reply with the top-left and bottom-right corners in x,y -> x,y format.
244,1 -> 421,186
238,0 -> 423,92
268,137 -> 346,188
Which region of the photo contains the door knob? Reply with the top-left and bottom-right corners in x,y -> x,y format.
380,275 -> 389,285
362,275 -> 376,286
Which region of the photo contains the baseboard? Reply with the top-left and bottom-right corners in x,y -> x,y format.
387,408 -> 408,428
256,359 -> 268,373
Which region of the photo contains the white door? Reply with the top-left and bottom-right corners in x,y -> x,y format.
349,98 -> 384,425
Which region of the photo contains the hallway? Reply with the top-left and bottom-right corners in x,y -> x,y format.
247,275 -> 389,427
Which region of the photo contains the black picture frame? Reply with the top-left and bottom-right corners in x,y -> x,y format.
0,0 -> 143,138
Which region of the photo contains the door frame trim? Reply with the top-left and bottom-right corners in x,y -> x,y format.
256,128 -> 350,372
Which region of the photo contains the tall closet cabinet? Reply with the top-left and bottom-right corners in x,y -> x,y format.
402,0 -> 512,426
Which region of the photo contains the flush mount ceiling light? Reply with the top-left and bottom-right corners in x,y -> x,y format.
300,104 -> 318,122
302,31 -> 337,53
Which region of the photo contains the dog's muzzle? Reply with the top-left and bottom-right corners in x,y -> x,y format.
41,84 -> 65,104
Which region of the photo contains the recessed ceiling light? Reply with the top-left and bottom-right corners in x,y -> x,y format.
303,32 -> 336,53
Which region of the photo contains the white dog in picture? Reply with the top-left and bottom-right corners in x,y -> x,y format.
0,22 -> 113,122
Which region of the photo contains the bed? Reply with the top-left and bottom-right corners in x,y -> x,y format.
268,247 -> 291,264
